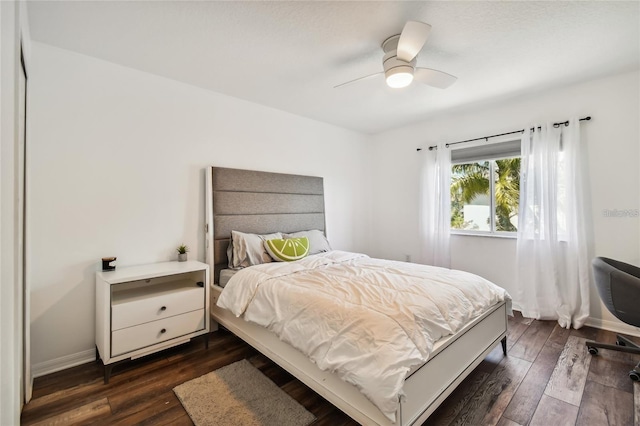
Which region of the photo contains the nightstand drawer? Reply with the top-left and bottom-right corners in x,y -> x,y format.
111,309 -> 205,357
112,283 -> 204,330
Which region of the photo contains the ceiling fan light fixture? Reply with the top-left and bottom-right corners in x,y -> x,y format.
334,21 -> 457,90
385,66 -> 414,88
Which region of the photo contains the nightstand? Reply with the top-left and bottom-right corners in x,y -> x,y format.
95,260 -> 209,383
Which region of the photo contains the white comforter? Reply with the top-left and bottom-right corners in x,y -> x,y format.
217,251 -> 510,422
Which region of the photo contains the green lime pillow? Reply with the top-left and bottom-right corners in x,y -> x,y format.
264,237 -> 309,262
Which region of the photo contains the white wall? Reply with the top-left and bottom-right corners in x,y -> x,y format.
28,42 -> 370,373
370,70 -> 640,331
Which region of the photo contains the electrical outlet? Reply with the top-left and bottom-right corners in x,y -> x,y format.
405,254 -> 412,262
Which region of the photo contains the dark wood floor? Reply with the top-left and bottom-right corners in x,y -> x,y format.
21,312 -> 640,425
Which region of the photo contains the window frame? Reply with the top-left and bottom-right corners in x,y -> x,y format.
449,138 -> 521,238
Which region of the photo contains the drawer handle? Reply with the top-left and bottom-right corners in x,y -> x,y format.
160,306 -> 167,311
160,328 -> 167,334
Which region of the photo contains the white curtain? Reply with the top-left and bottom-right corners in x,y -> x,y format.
419,145 -> 451,268
516,118 -> 590,328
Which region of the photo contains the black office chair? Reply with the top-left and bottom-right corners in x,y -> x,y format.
586,257 -> 640,381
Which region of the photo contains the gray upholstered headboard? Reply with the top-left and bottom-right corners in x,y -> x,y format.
205,167 -> 325,284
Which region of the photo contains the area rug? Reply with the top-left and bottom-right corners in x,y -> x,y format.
173,359 -> 316,426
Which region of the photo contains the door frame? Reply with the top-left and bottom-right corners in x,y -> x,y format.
19,40 -> 31,405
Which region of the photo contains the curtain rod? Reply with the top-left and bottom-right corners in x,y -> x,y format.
417,116 -> 592,152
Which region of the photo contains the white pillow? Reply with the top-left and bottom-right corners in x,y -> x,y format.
283,229 -> 331,255
230,230 -> 283,268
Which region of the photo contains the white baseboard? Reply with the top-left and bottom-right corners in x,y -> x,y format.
510,305 -> 640,339
32,348 -> 96,379
584,316 -> 640,339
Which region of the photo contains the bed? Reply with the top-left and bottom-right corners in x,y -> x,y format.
205,166 -> 509,426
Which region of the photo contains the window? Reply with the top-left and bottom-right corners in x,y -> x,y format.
450,140 -> 521,234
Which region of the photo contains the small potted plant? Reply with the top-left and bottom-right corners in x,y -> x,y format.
176,244 -> 189,262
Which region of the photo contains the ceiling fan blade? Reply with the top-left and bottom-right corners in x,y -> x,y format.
414,68 -> 457,89
396,21 -> 432,62
333,72 -> 383,89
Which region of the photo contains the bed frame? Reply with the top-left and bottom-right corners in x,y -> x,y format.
204,166 -> 508,425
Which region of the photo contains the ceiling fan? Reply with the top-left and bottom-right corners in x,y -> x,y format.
335,21 -> 457,90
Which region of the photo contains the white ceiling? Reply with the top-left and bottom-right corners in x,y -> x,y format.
27,1 -> 640,134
